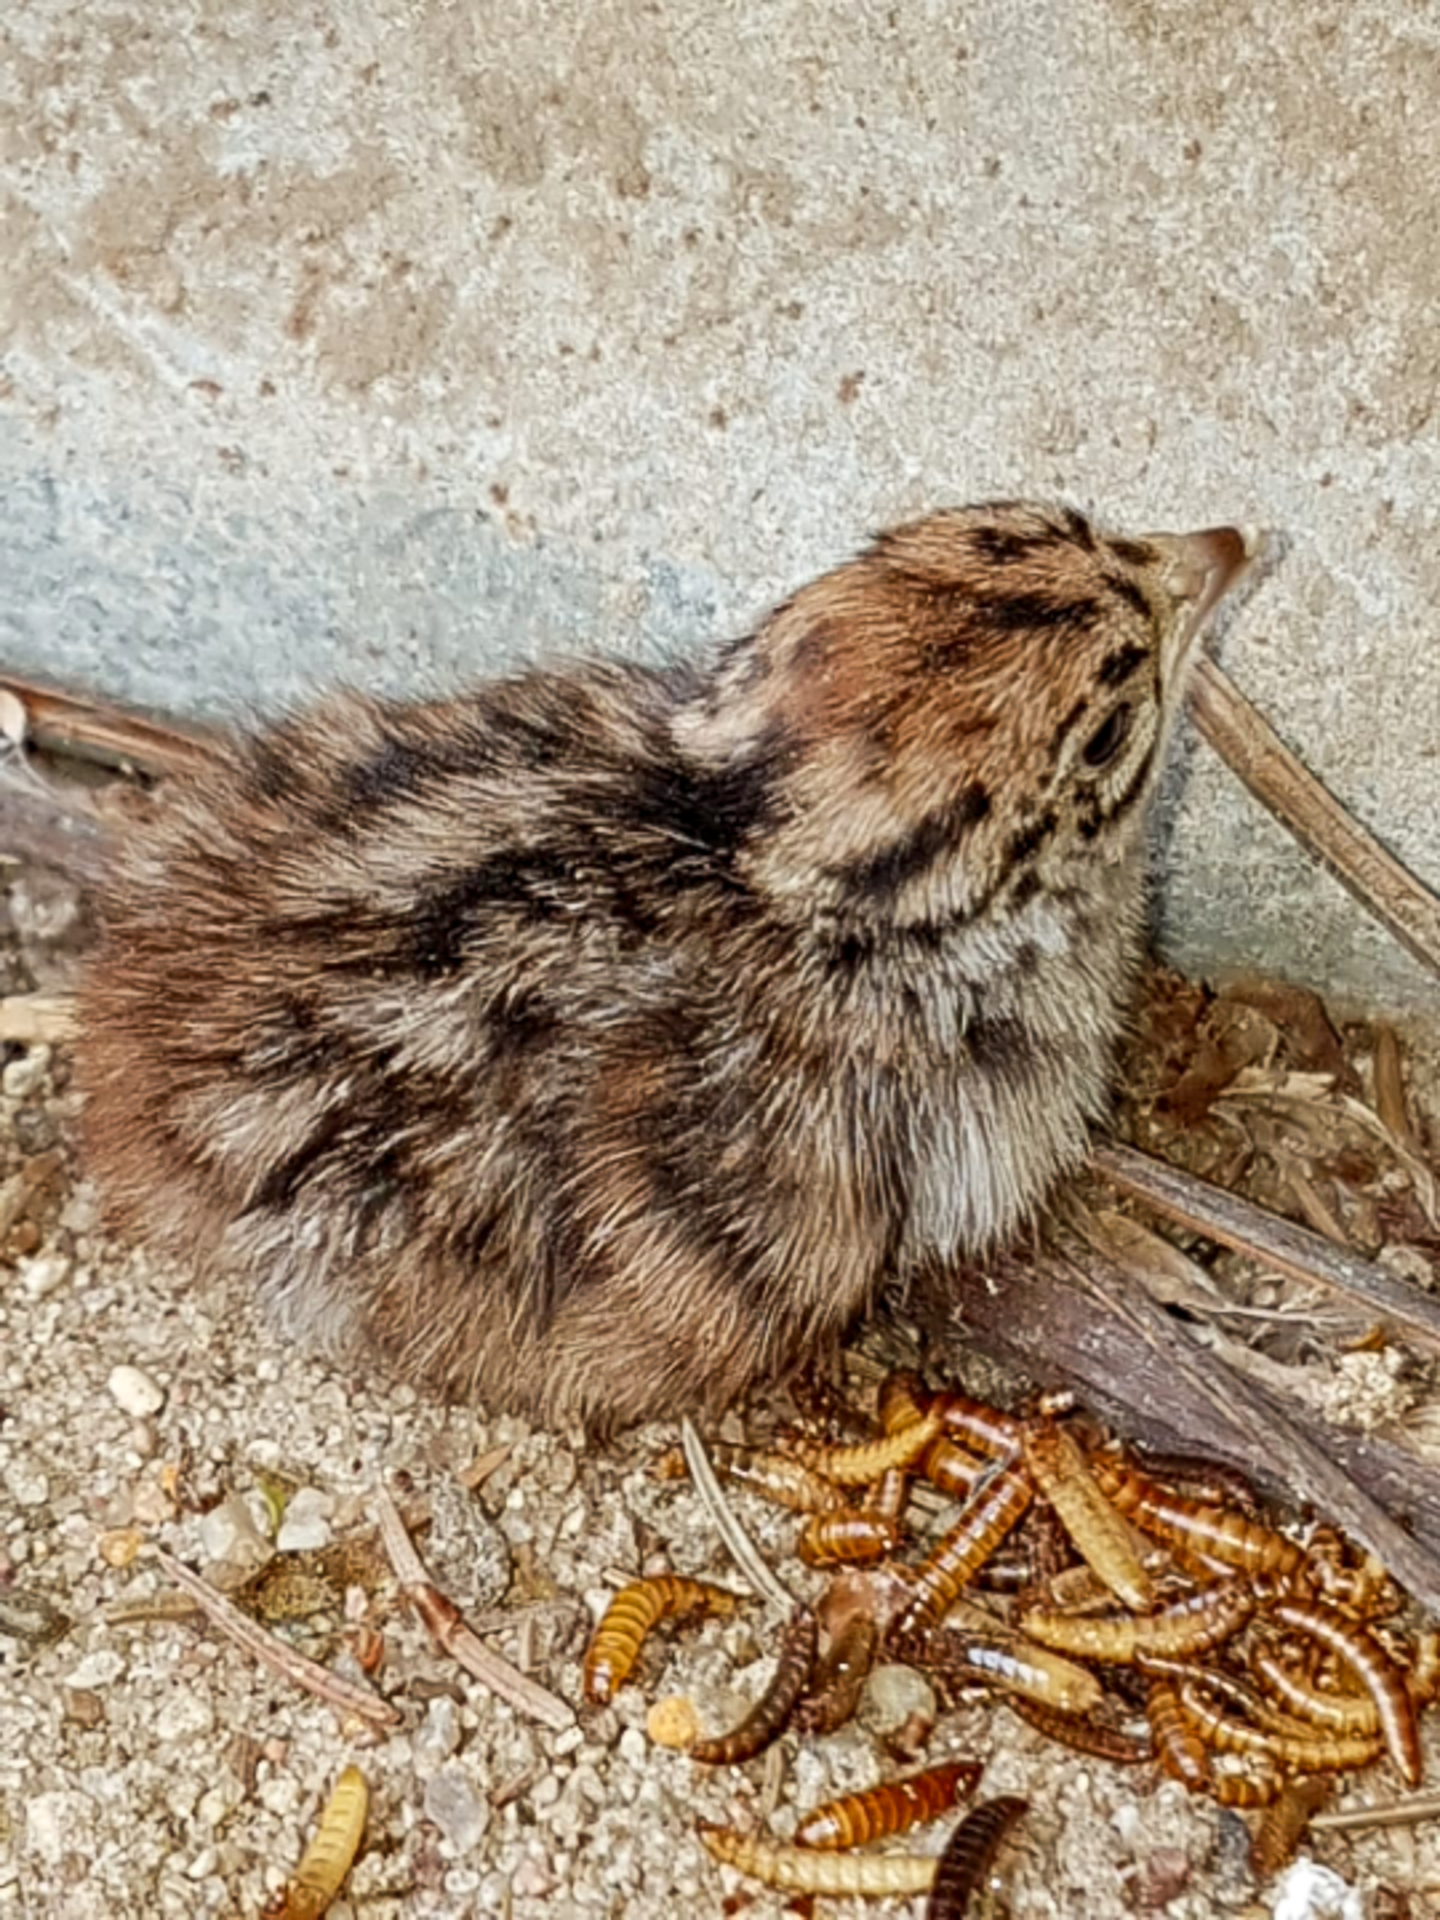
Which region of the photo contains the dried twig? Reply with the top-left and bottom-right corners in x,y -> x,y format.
1090,1141 -> 1440,1356
1310,1793 -> 1440,1835
152,1546 -> 400,1729
374,1484 -> 574,1730
1190,655 -> 1440,982
0,673 -> 217,778
680,1417 -> 795,1612
947,1246 -> 1440,1610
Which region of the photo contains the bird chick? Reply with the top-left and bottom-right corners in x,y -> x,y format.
76,503 -> 1250,1428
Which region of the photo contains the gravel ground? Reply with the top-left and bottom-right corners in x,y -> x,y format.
2,876 -> 1438,1918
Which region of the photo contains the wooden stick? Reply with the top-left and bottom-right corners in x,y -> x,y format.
374,1485 -> 575,1730
1065,1247 -> 1440,1610
947,1247 -> 1440,1614
1189,655 -> 1440,982
0,673 -> 217,778
1310,1793 -> 1440,1835
680,1417 -> 795,1612
153,1546 -> 400,1729
1089,1141 -> 1440,1356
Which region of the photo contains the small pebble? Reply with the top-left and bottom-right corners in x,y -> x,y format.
424,1767 -> 490,1853
258,1775 -> 301,1819
107,1364 -> 166,1419
414,1695 -> 462,1771
98,1527 -> 144,1569
62,1689 -> 106,1729
5,1463 -> 49,1508
130,1473 -> 177,1527
198,1492 -> 272,1572
275,1486 -> 334,1553
156,1691 -> 215,1743
67,1649 -> 126,1689
2,1046 -> 50,1100
25,1791 -> 82,1865
858,1662 -> 937,1737
18,1250 -> 70,1299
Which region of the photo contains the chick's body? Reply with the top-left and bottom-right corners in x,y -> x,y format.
78,504 -> 1248,1426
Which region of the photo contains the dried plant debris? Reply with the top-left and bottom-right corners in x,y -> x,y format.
1105,967 -> 1440,1427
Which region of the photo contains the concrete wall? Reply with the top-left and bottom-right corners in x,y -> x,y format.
3,0 -> 1438,1010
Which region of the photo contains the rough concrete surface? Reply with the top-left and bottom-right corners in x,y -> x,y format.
1,0 -> 1438,1012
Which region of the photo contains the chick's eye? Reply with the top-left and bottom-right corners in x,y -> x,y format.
1082,702 -> 1133,768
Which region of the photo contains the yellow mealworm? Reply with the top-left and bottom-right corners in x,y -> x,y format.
279,1766 -> 368,1920
1021,1419 -> 1152,1611
698,1822 -> 938,1896
582,1576 -> 741,1705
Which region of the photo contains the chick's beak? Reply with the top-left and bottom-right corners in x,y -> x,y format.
1144,524 -> 1259,675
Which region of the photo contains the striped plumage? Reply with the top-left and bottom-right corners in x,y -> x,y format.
77,503 -> 1248,1427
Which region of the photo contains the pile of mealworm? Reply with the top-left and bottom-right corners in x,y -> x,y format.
581,1370 -> 1438,1911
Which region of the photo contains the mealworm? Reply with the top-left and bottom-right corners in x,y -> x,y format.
1269,1598 -> 1423,1787
1177,1677 -> 1383,1774
699,1822 -> 938,1896
793,1407 -> 943,1486
690,1604 -> 816,1764
1248,1645 -> 1379,1736
923,1627 -> 1101,1715
797,1509 -> 901,1568
920,1433 -> 988,1501
876,1368 -> 932,1433
1210,1763 -> 1282,1809
1020,1577 -> 1257,1664
1296,1528 -> 1400,1617
891,1462 -> 1033,1648
280,1765 -> 368,1920
652,1443 -> 845,1513
795,1759 -> 983,1849
1249,1777 -> 1334,1880
794,1612 -> 880,1735
932,1392 -> 1024,1458
582,1576 -> 742,1705
1134,1450 -> 1261,1513
1090,1458 -> 1302,1580
1021,1419 -> 1152,1611
1145,1679 -> 1211,1794
868,1465 -> 912,1522
924,1795 -> 1029,1920
1004,1692 -> 1152,1765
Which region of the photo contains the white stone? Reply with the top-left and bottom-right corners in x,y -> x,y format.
258,1774 -> 302,1819
25,1790 -> 86,1864
2,1047 -> 51,1100
19,1251 -> 70,1299
66,1649 -> 126,1689
858,1662 -> 937,1736
275,1486 -> 334,1552
198,1492 -> 273,1572
154,1689 -> 215,1743
413,1695 -> 461,1771
106,1364 -> 166,1418
424,1767 -> 490,1853
6,1462 -> 49,1507
1272,1860 -> 1363,1920
197,1782 -> 242,1828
